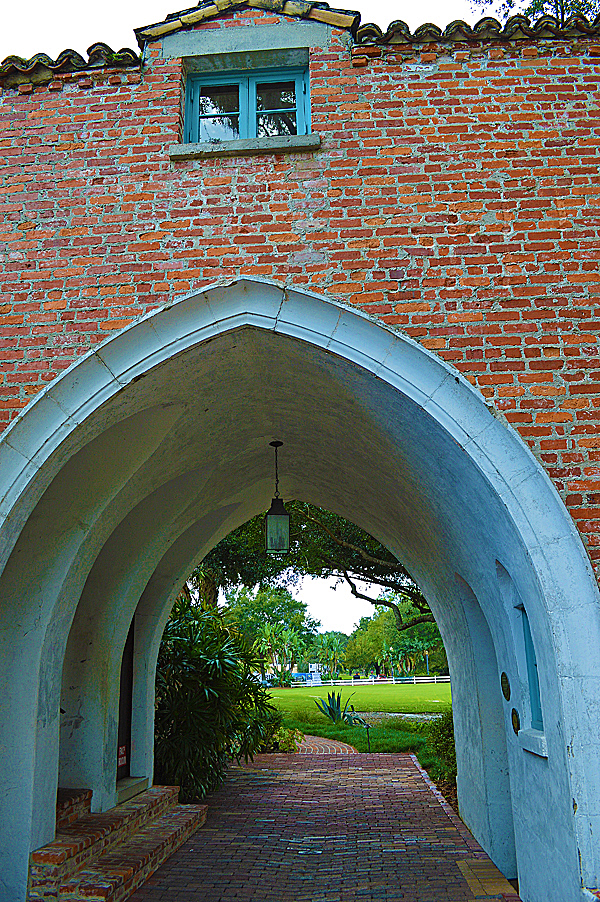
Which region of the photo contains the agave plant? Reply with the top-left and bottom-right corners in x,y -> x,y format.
345,704 -> 368,727
314,691 -> 358,724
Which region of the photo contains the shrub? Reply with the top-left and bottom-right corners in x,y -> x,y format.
154,596 -> 277,801
253,706 -> 284,749
425,710 -> 457,785
257,715 -> 303,752
273,727 -> 304,752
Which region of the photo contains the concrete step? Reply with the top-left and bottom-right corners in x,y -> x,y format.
58,804 -> 207,902
56,790 -> 93,832
116,777 -> 149,806
28,786 -> 181,902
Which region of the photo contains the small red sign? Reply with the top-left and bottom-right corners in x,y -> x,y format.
118,745 -> 127,767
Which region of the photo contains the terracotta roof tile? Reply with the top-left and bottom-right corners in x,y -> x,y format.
2,2 -> 599,88
134,0 -> 362,44
0,43 -> 139,87
355,10 -> 600,44
133,1 -> 600,46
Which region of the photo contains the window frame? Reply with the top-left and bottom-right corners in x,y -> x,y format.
184,67 -> 310,145
519,605 -> 544,732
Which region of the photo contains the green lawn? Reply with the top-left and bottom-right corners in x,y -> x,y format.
283,715 -> 429,755
268,682 -> 453,781
268,682 -> 451,719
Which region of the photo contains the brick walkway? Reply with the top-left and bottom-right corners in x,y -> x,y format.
129,753 -> 521,902
297,734 -> 358,753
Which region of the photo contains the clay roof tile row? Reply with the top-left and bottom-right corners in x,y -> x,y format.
1,1 -> 599,87
133,0 -> 360,43
0,43 -> 139,87
355,10 -> 600,44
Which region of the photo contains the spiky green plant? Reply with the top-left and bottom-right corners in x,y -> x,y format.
154,595 -> 278,801
314,691 -> 358,724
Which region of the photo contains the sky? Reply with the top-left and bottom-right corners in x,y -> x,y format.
291,575 -> 375,634
2,0 -> 499,61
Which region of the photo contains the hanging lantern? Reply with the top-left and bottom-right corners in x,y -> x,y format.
265,440 -> 290,554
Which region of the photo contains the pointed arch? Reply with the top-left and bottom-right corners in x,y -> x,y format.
0,277 -> 599,902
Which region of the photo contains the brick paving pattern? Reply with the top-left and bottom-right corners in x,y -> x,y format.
129,753 -> 521,901
297,734 -> 358,754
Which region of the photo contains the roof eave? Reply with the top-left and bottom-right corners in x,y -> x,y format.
134,0 -> 361,48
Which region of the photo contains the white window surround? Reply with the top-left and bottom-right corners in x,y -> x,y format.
168,42 -> 322,160
169,133 -> 320,160
518,728 -> 548,759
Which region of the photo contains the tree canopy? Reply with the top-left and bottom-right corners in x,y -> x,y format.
345,603 -> 447,677
191,502 -> 435,633
471,0 -> 599,25
224,584 -> 320,647
222,585 -> 319,682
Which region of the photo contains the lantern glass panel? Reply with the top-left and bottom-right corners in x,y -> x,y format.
265,498 -> 290,554
266,515 -> 289,553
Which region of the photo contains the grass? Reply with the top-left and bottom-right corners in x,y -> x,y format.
282,712 -> 429,753
268,682 -> 451,718
267,683 -> 453,783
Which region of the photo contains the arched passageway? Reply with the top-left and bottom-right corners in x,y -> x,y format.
0,278 -> 599,902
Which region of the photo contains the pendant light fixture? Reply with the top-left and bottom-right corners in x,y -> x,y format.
265,440 -> 290,554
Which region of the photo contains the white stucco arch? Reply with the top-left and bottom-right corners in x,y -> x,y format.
0,277 -> 599,902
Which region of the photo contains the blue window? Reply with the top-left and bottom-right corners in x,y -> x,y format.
185,68 -> 310,144
521,608 -> 543,731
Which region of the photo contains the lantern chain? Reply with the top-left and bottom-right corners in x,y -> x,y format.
270,440 -> 283,498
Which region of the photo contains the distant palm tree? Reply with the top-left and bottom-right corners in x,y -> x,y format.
391,637 -> 427,675
377,640 -> 393,677
324,635 -> 345,679
254,623 -> 304,680
312,634 -> 329,671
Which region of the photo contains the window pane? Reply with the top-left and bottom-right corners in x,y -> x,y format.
199,115 -> 240,142
199,84 -> 240,116
195,84 -> 240,142
257,112 -> 297,137
256,81 -> 296,112
522,609 -> 543,730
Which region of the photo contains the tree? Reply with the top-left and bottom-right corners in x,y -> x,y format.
253,622 -> 281,679
322,633 -> 346,678
377,640 -> 394,677
193,502 -> 435,633
390,636 -> 429,675
253,622 -> 306,681
345,609 -> 399,675
471,0 -> 599,26
345,598 -> 447,677
308,631 -> 349,676
310,633 -> 329,671
223,584 -> 319,648
344,628 -> 377,674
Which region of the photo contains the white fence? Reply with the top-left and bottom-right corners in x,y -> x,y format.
292,675 -> 450,687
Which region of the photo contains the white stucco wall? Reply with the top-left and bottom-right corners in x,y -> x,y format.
0,278 -> 599,902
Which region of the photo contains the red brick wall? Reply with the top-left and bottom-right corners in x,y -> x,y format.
2,10 -> 600,567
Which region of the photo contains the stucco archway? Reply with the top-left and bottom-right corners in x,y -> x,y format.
0,277 -> 599,902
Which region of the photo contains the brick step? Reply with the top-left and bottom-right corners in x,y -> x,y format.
59,804 -> 207,902
28,786 -> 180,901
56,790 -> 93,832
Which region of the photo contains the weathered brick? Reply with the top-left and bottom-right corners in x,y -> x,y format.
1,11 -> 600,572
